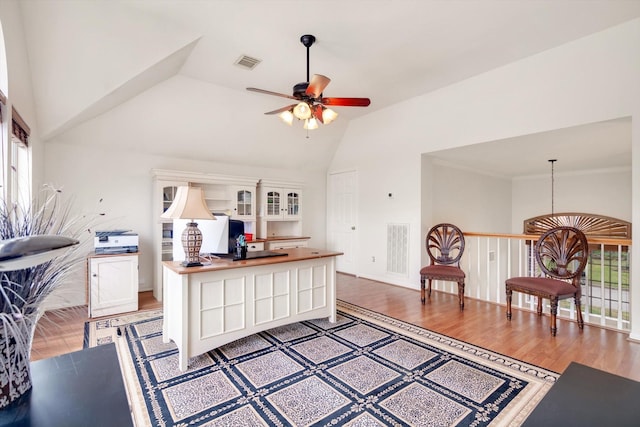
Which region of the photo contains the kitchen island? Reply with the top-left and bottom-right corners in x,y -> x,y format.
162,247 -> 342,370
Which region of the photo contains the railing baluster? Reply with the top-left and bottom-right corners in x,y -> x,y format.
617,244 -> 623,330
476,236 -> 481,299
600,243 -> 606,327
496,238 -> 501,304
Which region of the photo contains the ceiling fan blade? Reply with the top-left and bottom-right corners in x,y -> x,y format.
312,105 -> 324,124
247,87 -> 297,100
264,104 -> 297,115
306,74 -> 331,98
321,97 -> 371,107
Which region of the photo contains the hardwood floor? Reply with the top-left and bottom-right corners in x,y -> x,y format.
32,274 -> 640,382
337,273 -> 640,382
30,291 -> 162,361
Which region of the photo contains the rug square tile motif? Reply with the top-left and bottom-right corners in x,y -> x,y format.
426,360 -> 505,403
265,322 -> 316,342
162,370 -> 241,421
329,356 -> 400,394
236,350 -> 303,388
380,382 -> 470,426
292,336 -> 351,364
373,339 -> 437,370
150,352 -> 214,382
334,324 -> 389,346
218,334 -> 272,359
307,314 -> 353,330
267,376 -> 350,426
133,319 -> 164,337
140,335 -> 176,357
344,412 -> 388,427
200,405 -> 269,426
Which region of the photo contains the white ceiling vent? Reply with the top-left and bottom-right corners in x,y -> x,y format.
234,55 -> 261,70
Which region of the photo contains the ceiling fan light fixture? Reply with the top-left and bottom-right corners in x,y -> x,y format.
303,117 -> 318,130
293,102 -> 312,120
322,107 -> 338,124
279,109 -> 294,126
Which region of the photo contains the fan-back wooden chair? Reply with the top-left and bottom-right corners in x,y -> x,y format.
506,226 -> 589,336
420,223 -> 466,310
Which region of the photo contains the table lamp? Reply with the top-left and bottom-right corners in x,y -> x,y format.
161,186 -> 215,267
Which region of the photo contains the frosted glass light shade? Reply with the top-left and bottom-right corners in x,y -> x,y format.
303,117 -> 319,130
293,102 -> 312,120
279,110 -> 294,125
322,108 -> 338,124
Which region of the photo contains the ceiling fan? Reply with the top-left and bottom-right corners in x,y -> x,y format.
247,34 -> 371,130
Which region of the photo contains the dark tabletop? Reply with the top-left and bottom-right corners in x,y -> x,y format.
0,343 -> 133,427
522,361 -> 640,427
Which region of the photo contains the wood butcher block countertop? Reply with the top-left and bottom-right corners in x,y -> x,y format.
163,247 -> 343,275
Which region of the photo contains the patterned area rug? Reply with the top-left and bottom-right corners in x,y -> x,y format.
85,301 -> 558,426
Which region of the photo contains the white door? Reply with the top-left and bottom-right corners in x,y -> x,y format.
328,170 -> 357,274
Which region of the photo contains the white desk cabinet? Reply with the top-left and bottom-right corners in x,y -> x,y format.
162,247 -> 341,371
88,253 -> 139,318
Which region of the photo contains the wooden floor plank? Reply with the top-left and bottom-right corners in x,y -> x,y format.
32,274 -> 640,382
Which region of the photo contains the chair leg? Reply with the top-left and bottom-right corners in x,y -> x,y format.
458,281 -> 465,311
575,296 -> 584,329
537,297 -> 543,316
506,288 -> 512,320
550,297 -> 558,336
428,279 -> 432,298
420,276 -> 425,304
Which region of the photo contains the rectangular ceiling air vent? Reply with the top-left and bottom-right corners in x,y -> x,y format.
234,55 -> 261,70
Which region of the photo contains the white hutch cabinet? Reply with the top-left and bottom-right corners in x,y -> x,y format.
257,180 -> 306,246
152,169 -> 259,301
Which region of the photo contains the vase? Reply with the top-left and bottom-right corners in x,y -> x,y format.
0,322 -> 35,409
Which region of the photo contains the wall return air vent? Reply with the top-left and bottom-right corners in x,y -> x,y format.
234,55 -> 261,70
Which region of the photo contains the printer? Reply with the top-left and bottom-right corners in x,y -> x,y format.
94,230 -> 138,255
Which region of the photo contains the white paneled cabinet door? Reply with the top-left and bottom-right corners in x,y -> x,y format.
328,170 -> 357,275
89,254 -> 139,318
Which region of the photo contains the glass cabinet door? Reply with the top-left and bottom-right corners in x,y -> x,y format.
236,189 -> 253,216
267,190 -> 281,216
287,192 -> 300,216
162,186 -> 179,214
161,185 -> 179,260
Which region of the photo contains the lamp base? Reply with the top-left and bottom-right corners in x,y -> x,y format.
181,222 -> 203,267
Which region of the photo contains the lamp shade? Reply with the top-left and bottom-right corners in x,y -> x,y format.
293,102 -> 312,120
160,187 -> 215,221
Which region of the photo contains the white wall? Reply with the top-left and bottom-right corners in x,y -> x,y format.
429,160 -> 513,233
331,18 -> 640,320
511,167 -> 632,232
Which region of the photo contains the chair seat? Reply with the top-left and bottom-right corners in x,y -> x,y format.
506,276 -> 578,297
420,264 -> 465,280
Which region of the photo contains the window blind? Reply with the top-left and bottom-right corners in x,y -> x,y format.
11,106 -> 29,146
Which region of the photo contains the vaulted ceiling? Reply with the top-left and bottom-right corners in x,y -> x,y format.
16,0 -> 640,171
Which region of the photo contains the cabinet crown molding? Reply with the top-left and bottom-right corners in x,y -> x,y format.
151,168 -> 259,186
258,178 -> 304,188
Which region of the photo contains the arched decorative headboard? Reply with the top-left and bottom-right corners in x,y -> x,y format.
523,213 -> 631,239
